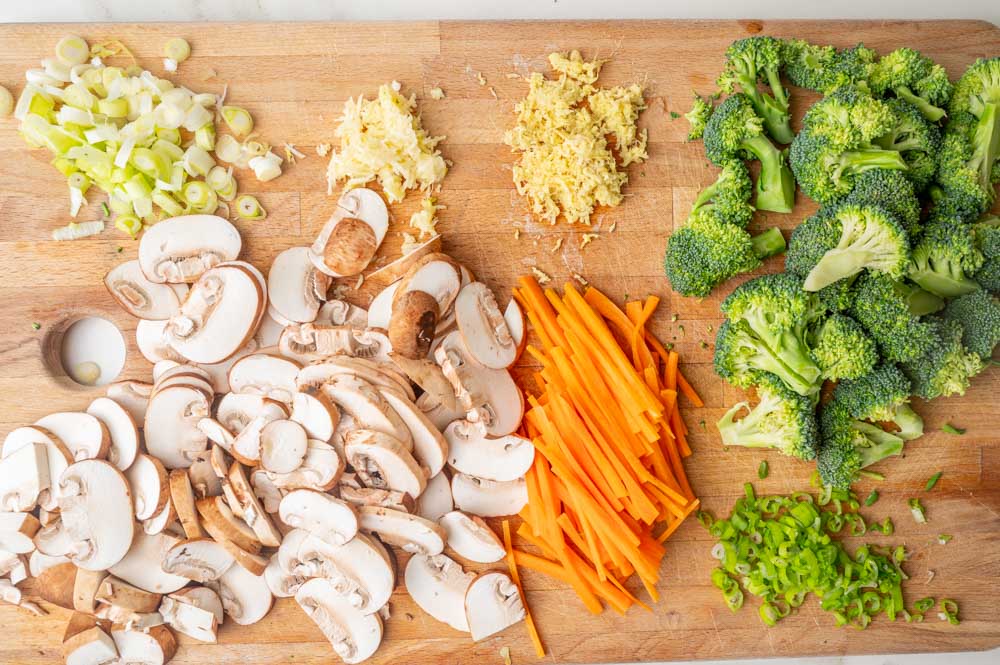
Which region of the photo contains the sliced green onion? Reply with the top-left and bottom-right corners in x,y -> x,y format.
101,201 -> 110,217
0,85 -> 13,116
938,599 -> 960,625
908,498 -> 927,524
941,423 -> 965,435
221,105 -> 253,137
152,190 -> 184,217
864,490 -> 879,507
115,214 -> 142,238
235,194 -> 266,220
68,172 -> 91,192
757,460 -> 768,479
249,151 -> 282,182
878,517 -> 894,535
182,145 -> 215,177
195,124 -> 216,152
914,597 -> 935,613
206,166 -> 237,201
56,36 -> 90,66
155,126 -> 182,145
925,472 -> 943,491
243,139 -> 269,158
937,534 -> 952,544
182,181 -> 218,214
857,470 -> 885,481
163,38 -> 191,64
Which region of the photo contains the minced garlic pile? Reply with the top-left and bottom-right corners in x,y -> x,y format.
326,81 -> 448,204
504,50 -> 648,225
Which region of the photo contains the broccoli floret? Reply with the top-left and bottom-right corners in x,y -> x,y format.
664,215 -> 786,297
816,278 -> 858,312
716,372 -> 819,460
782,39 -> 839,92
870,98 -> 941,192
817,403 -> 905,489
685,94 -> 713,141
801,85 -> 896,149
829,44 -> 879,90
869,47 -> 953,122
907,216 -> 984,298
809,313 -> 879,381
935,130 -> 995,218
830,363 -> 924,441
900,317 -> 985,400
717,37 -> 794,144
942,290 -> 1000,359
973,215 -> 1000,292
849,272 -> 940,362
689,161 -> 756,227
786,203 -> 910,292
843,168 -> 922,237
716,274 -> 823,395
704,94 -> 796,213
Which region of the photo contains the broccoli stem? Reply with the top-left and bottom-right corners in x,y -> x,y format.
899,283 -> 945,316
742,135 -> 795,213
750,227 -> 787,259
892,403 -> 925,441
717,398 -> 780,447
970,102 -> 1000,194
855,428 -> 906,468
894,86 -> 947,123
838,148 -> 909,177
909,260 -> 982,298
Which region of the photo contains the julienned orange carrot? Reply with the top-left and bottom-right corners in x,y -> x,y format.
511,276 -> 702,616
502,520 -> 545,658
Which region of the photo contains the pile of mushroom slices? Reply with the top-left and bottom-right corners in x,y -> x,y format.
0,187 -> 537,664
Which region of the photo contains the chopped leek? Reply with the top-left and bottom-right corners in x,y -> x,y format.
55,36 -> 90,66
214,134 -> 247,166
221,105 -> 253,137
249,151 -> 282,182
163,38 -> 191,64
182,145 -> 215,177
114,214 -> 142,238
195,124 -> 216,151
908,498 -> 927,524
937,534 -> 952,544
52,219 -> 103,240
0,85 -> 12,116
206,166 -> 237,201
182,180 -> 218,213
925,472 -> 943,492
236,194 -> 266,220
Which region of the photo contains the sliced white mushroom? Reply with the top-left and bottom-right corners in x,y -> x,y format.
435,330 -> 524,436
309,188 -> 389,278
296,577 -> 384,664
0,437 -> 51,511
363,233 -> 442,295
321,375 -> 412,448
390,354 -> 459,412
166,264 -> 264,364
264,553 -> 300,599
110,625 -> 177,665
404,553 -> 474,632
153,359 -> 182,382
195,495 -> 261,554
171,585 -> 224,621
415,471 -> 454,523
58,459 -> 134,571
279,489 -> 358,546
388,289 -> 439,360
366,280 -> 400,329
268,246 -> 331,323
159,592 -> 219,643
416,392 -> 467,433
29,550 -> 69,577
188,454 -> 224,499
279,324 -> 392,365
290,389 -> 340,442
105,260 -> 182,320
2,552 -> 28,585
214,392 -> 288,435
264,439 -> 344,492
378,386 -> 449,478
260,419 -> 308,474
357,506 -> 445,555
138,214 -> 242,284
464,571 -> 525,641
105,381 -> 152,425
86,397 -> 140,471
109,530 -> 190,594
144,385 -> 210,469
125,454 -> 170,521
454,281 -> 517,369
444,419 -> 534,482
197,339 -> 259,393
504,298 -> 527,362
228,353 -> 300,404
197,417 -> 235,455
227,463 -> 283,548
393,253 -> 462,316
451,473 -> 527,518
316,299 -> 368,328
345,429 -> 425,499
34,412 -> 109,462
162,538 -> 235,583
339,486 -> 414,514
211,559 -> 273,625
229,413 -> 274,465
439,511 -> 505,563
34,519 -> 75,557
136,319 -> 185,364
255,309 -> 287,348
95,575 -> 162,613
141,499 -> 176,536
250,469 -> 285,514
62,625 -> 118,665
0,511 -> 40,554
169,469 -> 205,539
296,356 -> 414,400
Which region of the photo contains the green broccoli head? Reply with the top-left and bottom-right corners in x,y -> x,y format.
809,313 -> 879,381
786,203 -> 910,292
870,47 -> 953,122
900,317 -> 985,400
685,95 -> 713,141
941,58 -> 1000,212
816,278 -> 858,312
690,160 -> 756,227
704,94 -> 796,213
781,39 -> 838,92
871,98 -> 942,191
936,128 -> 995,218
829,44 -> 879,90
831,363 -> 924,440
717,36 -> 793,144
942,290 -> 1000,360
817,402 -> 905,489
802,85 -> 896,149
972,215 -> 1000,292
713,319 -> 820,397
663,214 -> 785,297
907,216 -> 984,298
843,168 -> 922,237
849,272 -> 939,362
716,371 -> 820,460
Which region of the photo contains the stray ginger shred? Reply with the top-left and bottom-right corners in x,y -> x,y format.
428,87 -> 445,100
408,197 -> 444,239
532,267 -> 552,285
580,233 -> 598,249
551,237 -> 563,253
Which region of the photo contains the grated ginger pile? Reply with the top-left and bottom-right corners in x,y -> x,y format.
504,50 -> 648,225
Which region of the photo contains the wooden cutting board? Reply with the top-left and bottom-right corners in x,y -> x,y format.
1,19 -> 999,665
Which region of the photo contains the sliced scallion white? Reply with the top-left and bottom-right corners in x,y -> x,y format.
55,36 -> 90,67
221,105 -> 253,137
235,194 -> 266,220
249,151 -> 283,182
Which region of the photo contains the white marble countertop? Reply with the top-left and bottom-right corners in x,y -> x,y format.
2,1 -> 997,664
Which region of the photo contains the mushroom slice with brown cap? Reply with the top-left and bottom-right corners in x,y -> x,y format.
228,353 -> 301,404
390,354 -> 458,412
3,425 -> 71,511
279,324 -> 393,365
504,299 -> 527,362
464,571 -> 525,641
125,454 -> 170,521
141,499 -> 176,536
214,393 -> 288,435
58,459 -> 134,571
196,496 -> 261,553
404,553 -> 474,632
451,473 -> 527,518
111,626 -> 177,665
35,412 -> 110,462
211,559 -> 273,625
358,506 -> 445,555
339,486 -> 414,514
310,188 -> 389,278
228,413 -> 278,466
388,289 -> 438,359
265,439 -> 344,492
34,518 -> 75,557
62,624 -> 118,665
29,550 -> 69,577
322,375 -> 412,448
438,511 -> 505,564
260,419 -> 308,474
188,454 -> 224,499
268,246 -> 331,323
227,462 -> 283,548
136,319 -> 185,364
106,381 -> 152,425
454,282 -> 517,369
162,538 -> 235,583
138,214 -> 242,284
71,568 -> 107,613
415,471 -> 454,523
444,420 -> 534,482
297,356 -> 414,400
296,577 -> 384,664
415,392 -> 467,433
159,592 -> 219,643
264,553 -> 302,599
198,339 -> 259,394
0,511 -> 40,553
366,280 -> 400,329
393,253 -> 462,316
290,389 -> 340,442
316,299 -> 368,328
378,386 -> 449,478
250,469 -> 284,514
86,397 -> 139,471
37,561 -> 77,609
169,469 -> 205,539
255,309 -> 286,347
435,331 -> 524,437
95,575 -> 162,613
109,531 -> 189,594
105,260 -> 182,320
344,430 -> 426,499
279,489 -> 358,546
363,234 -> 442,297
167,264 -> 264,364
144,385 -> 210,469
0,439 -> 50,511
152,359 -> 181,382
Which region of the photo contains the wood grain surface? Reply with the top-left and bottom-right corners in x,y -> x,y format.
1,19 -> 999,665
